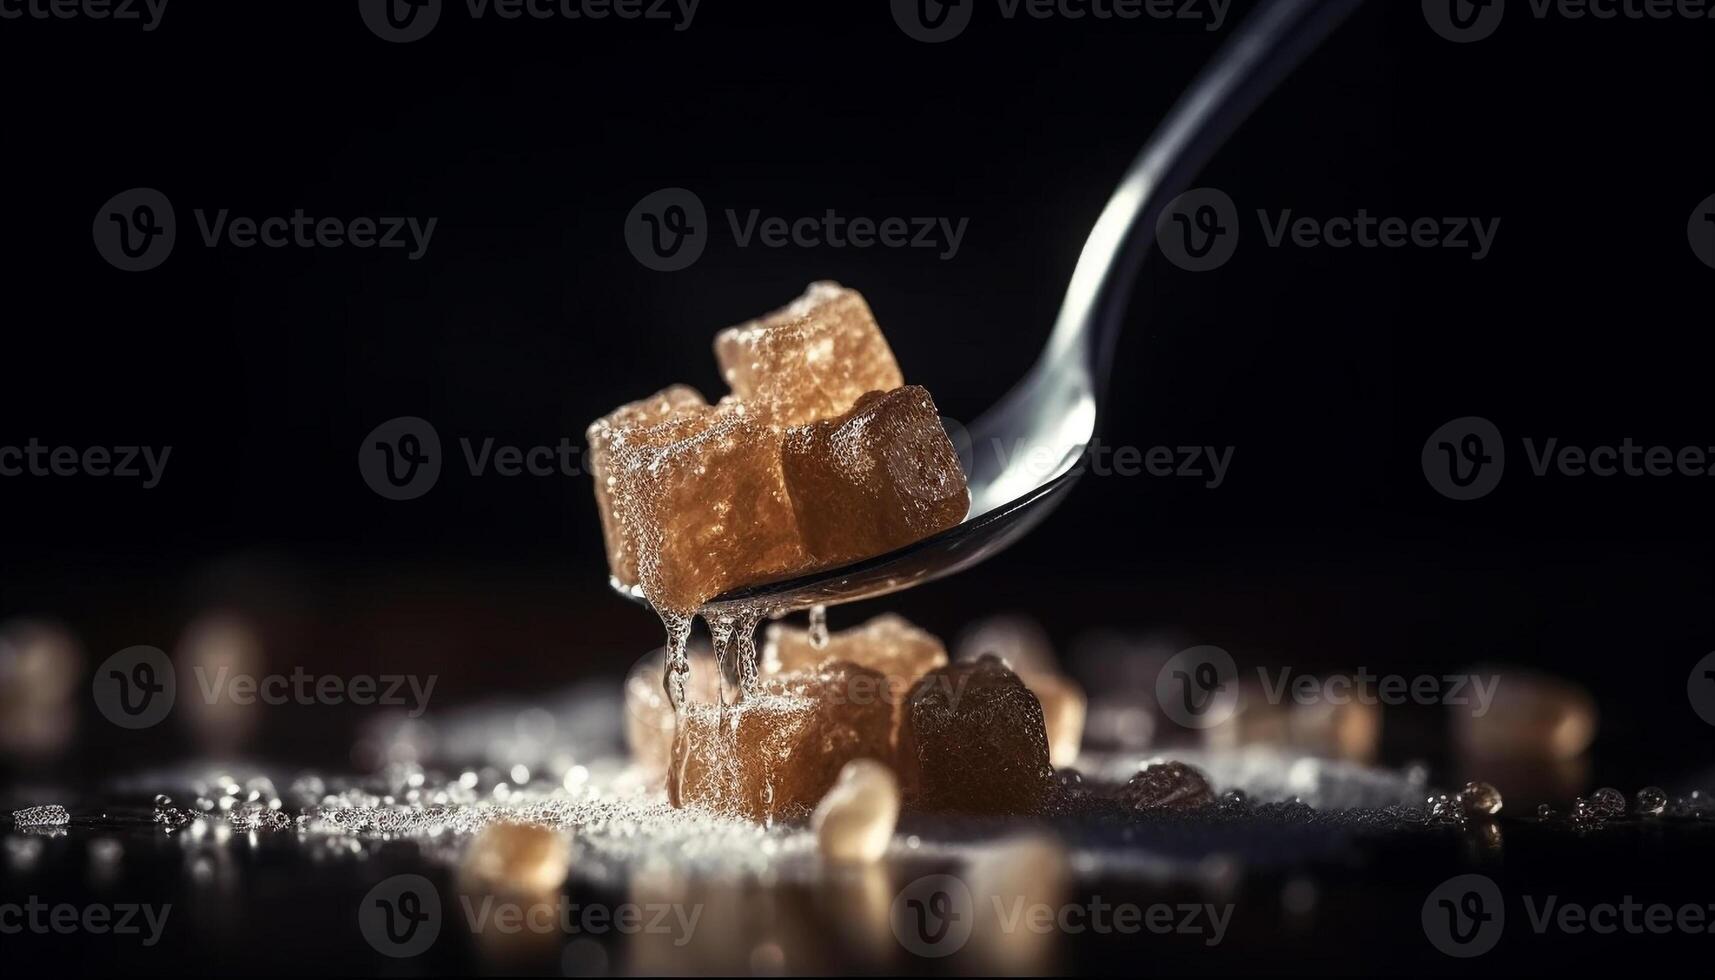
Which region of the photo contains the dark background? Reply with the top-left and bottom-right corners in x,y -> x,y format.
3,3 -> 1715,977
2,0 -> 1712,785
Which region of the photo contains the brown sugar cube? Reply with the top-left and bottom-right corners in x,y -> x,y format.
606,405 -> 808,614
670,661 -> 893,824
585,385 -> 711,589
781,386 -> 969,567
713,282 -> 903,427
764,612 -> 948,731
896,656 -> 1054,815
952,615 -> 1085,767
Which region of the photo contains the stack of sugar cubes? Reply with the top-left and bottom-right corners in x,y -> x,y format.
587,282 -> 971,617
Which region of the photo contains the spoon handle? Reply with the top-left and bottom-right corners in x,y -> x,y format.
1048,0 -> 1369,396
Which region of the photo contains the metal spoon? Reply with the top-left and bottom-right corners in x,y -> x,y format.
624,0 -> 1367,618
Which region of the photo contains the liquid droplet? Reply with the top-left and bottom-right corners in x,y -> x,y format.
659,612 -> 693,716
1589,786 -> 1626,818
1635,786 -> 1667,817
807,604 -> 829,650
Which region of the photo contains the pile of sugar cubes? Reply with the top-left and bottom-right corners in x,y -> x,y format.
626,613 -> 1080,832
